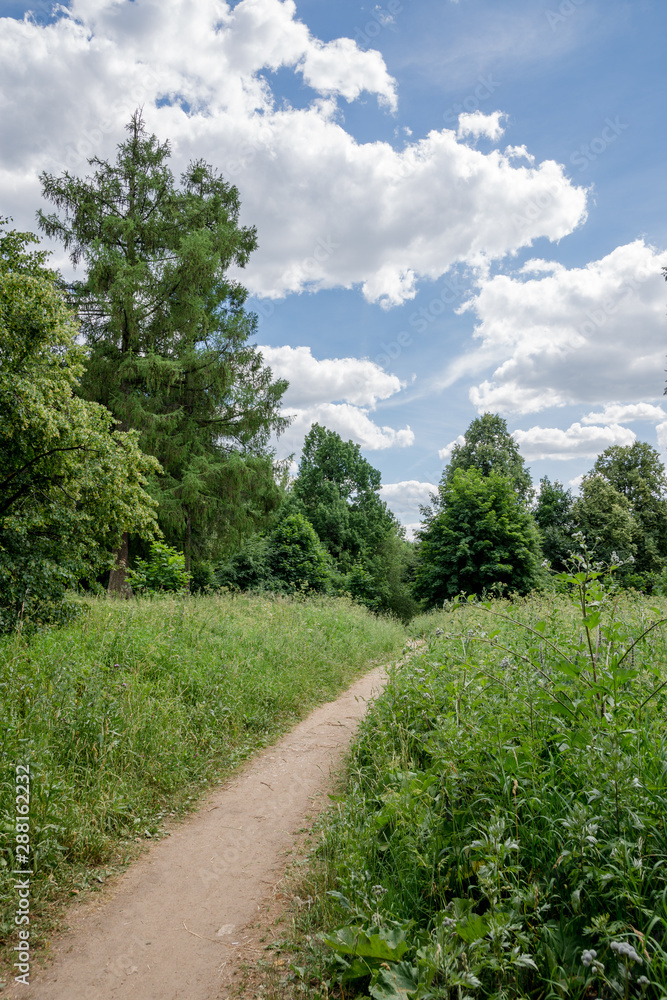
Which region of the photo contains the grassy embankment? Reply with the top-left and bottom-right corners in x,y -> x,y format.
292,583 -> 667,1000
0,592 -> 406,958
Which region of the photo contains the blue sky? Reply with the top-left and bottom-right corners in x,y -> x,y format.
1,0 -> 666,533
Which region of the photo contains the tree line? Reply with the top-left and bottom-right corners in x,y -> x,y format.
414,413 -> 667,605
1,112 -> 417,630
2,112 -> 666,632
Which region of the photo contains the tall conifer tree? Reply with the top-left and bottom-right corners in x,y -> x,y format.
38,113 -> 288,587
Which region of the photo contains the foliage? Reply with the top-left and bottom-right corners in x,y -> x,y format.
343,533 -> 420,621
414,468 -> 542,605
431,413 -> 534,512
290,424 -> 415,618
571,476 -> 637,568
292,424 -> 396,568
126,541 -> 190,594
266,512 -> 330,593
214,534 -> 271,592
533,475 -> 574,571
0,593 -> 406,959
38,112 -> 288,572
0,222 -> 159,632
297,564 -> 667,999
591,442 -> 667,577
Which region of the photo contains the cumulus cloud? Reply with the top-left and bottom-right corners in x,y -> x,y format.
257,344 -> 414,457
657,422 -> 667,449
452,240 -> 667,413
379,481 -> 437,539
0,0 -> 587,308
278,404 -> 414,456
259,344 -> 403,408
457,110 -> 506,141
581,402 -> 667,425
512,422 -> 636,461
438,435 -> 466,461
380,480 -> 437,513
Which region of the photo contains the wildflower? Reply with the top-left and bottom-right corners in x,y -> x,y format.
581,949 -> 598,967
372,885 -> 387,898
637,976 -> 650,989
611,941 -> 642,964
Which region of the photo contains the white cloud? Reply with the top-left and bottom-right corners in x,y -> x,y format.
438,434 -> 465,460
299,36 -> 397,110
581,402 -> 667,425
657,422 -> 667,449
257,345 -> 414,457
0,0 -> 587,309
259,344 -> 403,408
452,240 -> 667,413
457,110 -> 506,141
380,480 -> 437,512
379,481 -> 438,539
278,404 -> 414,455
512,422 -> 636,461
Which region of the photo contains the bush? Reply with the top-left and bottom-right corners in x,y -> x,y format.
266,513 -> 330,593
126,542 -> 190,594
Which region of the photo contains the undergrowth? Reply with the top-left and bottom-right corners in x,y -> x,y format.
0,591 -> 406,960
295,558 -> 667,1000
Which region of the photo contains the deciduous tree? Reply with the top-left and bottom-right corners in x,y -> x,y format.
291,424 -> 396,570
590,442 -> 667,574
0,223 -> 158,630
414,468 -> 541,605
571,475 -> 637,567
533,476 -> 574,571
435,413 -> 533,508
266,512 -> 329,593
290,424 -> 415,617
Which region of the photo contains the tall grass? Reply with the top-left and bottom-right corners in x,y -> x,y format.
0,592 -> 406,950
298,572 -> 667,999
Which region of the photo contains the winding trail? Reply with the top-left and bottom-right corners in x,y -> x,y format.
4,664 -> 390,1000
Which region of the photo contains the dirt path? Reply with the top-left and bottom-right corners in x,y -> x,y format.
4,664 -> 391,1000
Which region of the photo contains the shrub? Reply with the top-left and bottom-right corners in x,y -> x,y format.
126,542 -> 190,594
266,513 -> 330,593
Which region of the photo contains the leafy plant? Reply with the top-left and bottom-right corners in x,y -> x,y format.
126,541 -> 190,594
298,549 -> 667,999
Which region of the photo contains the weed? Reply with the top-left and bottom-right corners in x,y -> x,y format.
297,561 -> 667,998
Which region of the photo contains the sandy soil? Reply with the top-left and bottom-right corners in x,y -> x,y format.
3,664 -> 389,1000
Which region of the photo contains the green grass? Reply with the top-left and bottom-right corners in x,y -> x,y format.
0,591 -> 406,957
293,581 -> 667,1000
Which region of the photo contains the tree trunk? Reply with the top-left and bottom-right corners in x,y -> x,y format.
108,531 -> 133,597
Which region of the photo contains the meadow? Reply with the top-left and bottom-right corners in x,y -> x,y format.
295,569 -> 667,1000
0,592 -> 406,951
